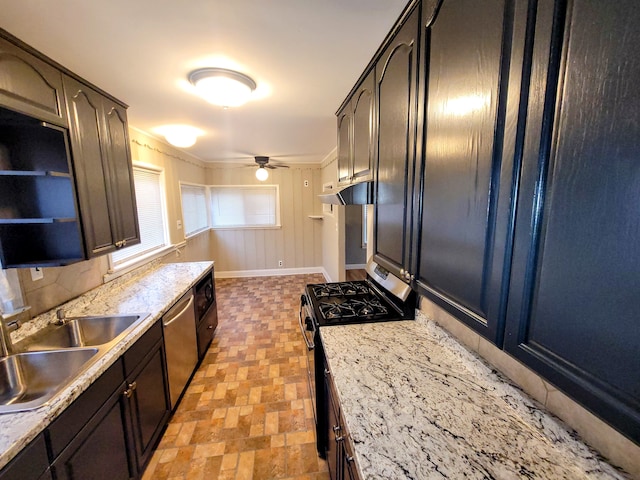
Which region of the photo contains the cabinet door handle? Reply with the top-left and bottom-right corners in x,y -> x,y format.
346,455 -> 354,463
122,239 -> 127,247
335,435 -> 344,442
123,381 -> 137,398
333,425 -> 341,432
207,325 -> 214,330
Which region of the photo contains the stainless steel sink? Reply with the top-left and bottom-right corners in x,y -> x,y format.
0,348 -> 98,412
18,314 -> 144,352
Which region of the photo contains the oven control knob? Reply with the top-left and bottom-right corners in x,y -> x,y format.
304,317 -> 314,331
300,294 -> 307,306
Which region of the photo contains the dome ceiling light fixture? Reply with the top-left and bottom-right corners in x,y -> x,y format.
188,68 -> 257,108
153,125 -> 204,148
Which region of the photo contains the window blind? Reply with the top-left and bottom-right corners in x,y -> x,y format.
111,166 -> 167,265
210,185 -> 280,228
180,183 -> 208,236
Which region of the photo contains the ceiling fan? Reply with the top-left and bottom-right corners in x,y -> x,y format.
249,156 -> 290,170
246,156 -> 289,181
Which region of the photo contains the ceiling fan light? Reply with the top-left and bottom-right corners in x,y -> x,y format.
255,166 -> 269,181
189,68 -> 257,107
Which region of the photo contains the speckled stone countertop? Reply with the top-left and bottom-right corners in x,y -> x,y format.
320,312 -> 629,479
0,260 -> 213,471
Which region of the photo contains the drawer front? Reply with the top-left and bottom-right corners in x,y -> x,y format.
123,321 -> 162,377
0,434 -> 49,480
47,359 -> 125,459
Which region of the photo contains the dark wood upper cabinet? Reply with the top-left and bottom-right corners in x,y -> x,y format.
64,75 -> 140,257
372,3 -> 420,278
104,103 -> 139,247
504,0 -> 640,444
336,108 -> 351,184
336,70 -> 376,186
411,0 -> 527,344
0,36 -> 67,126
0,29 -> 140,266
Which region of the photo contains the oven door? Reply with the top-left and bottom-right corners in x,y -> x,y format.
299,294 -> 317,420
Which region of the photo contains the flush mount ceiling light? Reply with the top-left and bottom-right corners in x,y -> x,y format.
153,125 -> 204,148
255,165 -> 269,181
189,68 -> 257,108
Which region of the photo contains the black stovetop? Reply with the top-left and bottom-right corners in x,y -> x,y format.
305,280 -> 414,327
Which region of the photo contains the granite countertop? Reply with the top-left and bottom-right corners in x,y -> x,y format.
0,260 -> 213,471
320,312 -> 629,479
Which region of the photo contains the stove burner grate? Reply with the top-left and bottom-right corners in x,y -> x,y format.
318,297 -> 389,322
312,281 -> 371,298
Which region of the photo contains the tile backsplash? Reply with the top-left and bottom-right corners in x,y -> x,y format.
18,256 -> 109,318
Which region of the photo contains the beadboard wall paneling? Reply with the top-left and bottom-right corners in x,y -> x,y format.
206,165 -> 323,273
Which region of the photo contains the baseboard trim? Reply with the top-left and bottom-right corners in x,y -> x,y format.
346,263 -> 366,270
216,267 -> 328,279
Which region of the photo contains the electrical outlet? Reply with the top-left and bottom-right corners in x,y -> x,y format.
30,267 -> 44,281
177,220 -> 182,230
304,180 -> 309,187
278,260 -> 283,267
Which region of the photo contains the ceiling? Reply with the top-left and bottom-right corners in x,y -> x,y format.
0,0 -> 408,165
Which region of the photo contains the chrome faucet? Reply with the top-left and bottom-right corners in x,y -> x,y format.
0,316 -> 21,357
55,308 -> 68,326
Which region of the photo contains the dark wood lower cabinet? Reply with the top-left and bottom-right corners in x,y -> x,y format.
0,434 -> 50,480
47,322 -> 169,480
50,382 -> 135,480
324,358 -> 361,480
123,324 -> 170,472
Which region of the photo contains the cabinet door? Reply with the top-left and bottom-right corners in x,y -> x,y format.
103,101 -> 140,248
373,4 -> 420,277
0,434 -> 49,480
64,76 -> 118,256
51,382 -> 136,480
0,36 -> 67,125
412,0 -> 526,344
504,0 -> 640,443
127,341 -> 170,471
351,70 -> 375,183
324,368 -> 340,480
337,107 -> 352,184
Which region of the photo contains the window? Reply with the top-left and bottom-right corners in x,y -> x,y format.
111,165 -> 168,267
180,183 -> 208,236
210,185 -> 280,228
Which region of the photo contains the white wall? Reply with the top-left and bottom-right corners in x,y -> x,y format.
320,152 -> 344,282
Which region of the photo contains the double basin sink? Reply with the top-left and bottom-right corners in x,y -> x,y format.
0,314 -> 147,413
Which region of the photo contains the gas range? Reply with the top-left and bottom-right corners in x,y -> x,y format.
302,261 -> 416,328
298,260 -> 416,457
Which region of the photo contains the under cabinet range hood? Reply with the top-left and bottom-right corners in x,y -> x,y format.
318,181 -> 374,205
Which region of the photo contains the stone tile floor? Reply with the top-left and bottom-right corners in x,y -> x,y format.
142,273 -> 329,480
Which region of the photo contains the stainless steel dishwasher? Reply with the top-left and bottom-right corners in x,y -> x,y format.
162,290 -> 198,409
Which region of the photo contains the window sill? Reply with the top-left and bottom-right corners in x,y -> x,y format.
104,244 -> 174,283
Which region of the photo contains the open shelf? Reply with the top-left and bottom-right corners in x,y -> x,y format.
0,170 -> 71,177
0,217 -> 77,225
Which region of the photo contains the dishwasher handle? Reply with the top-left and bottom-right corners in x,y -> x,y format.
163,294 -> 195,328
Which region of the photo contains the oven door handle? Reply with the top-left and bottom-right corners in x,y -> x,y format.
298,303 -> 315,351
